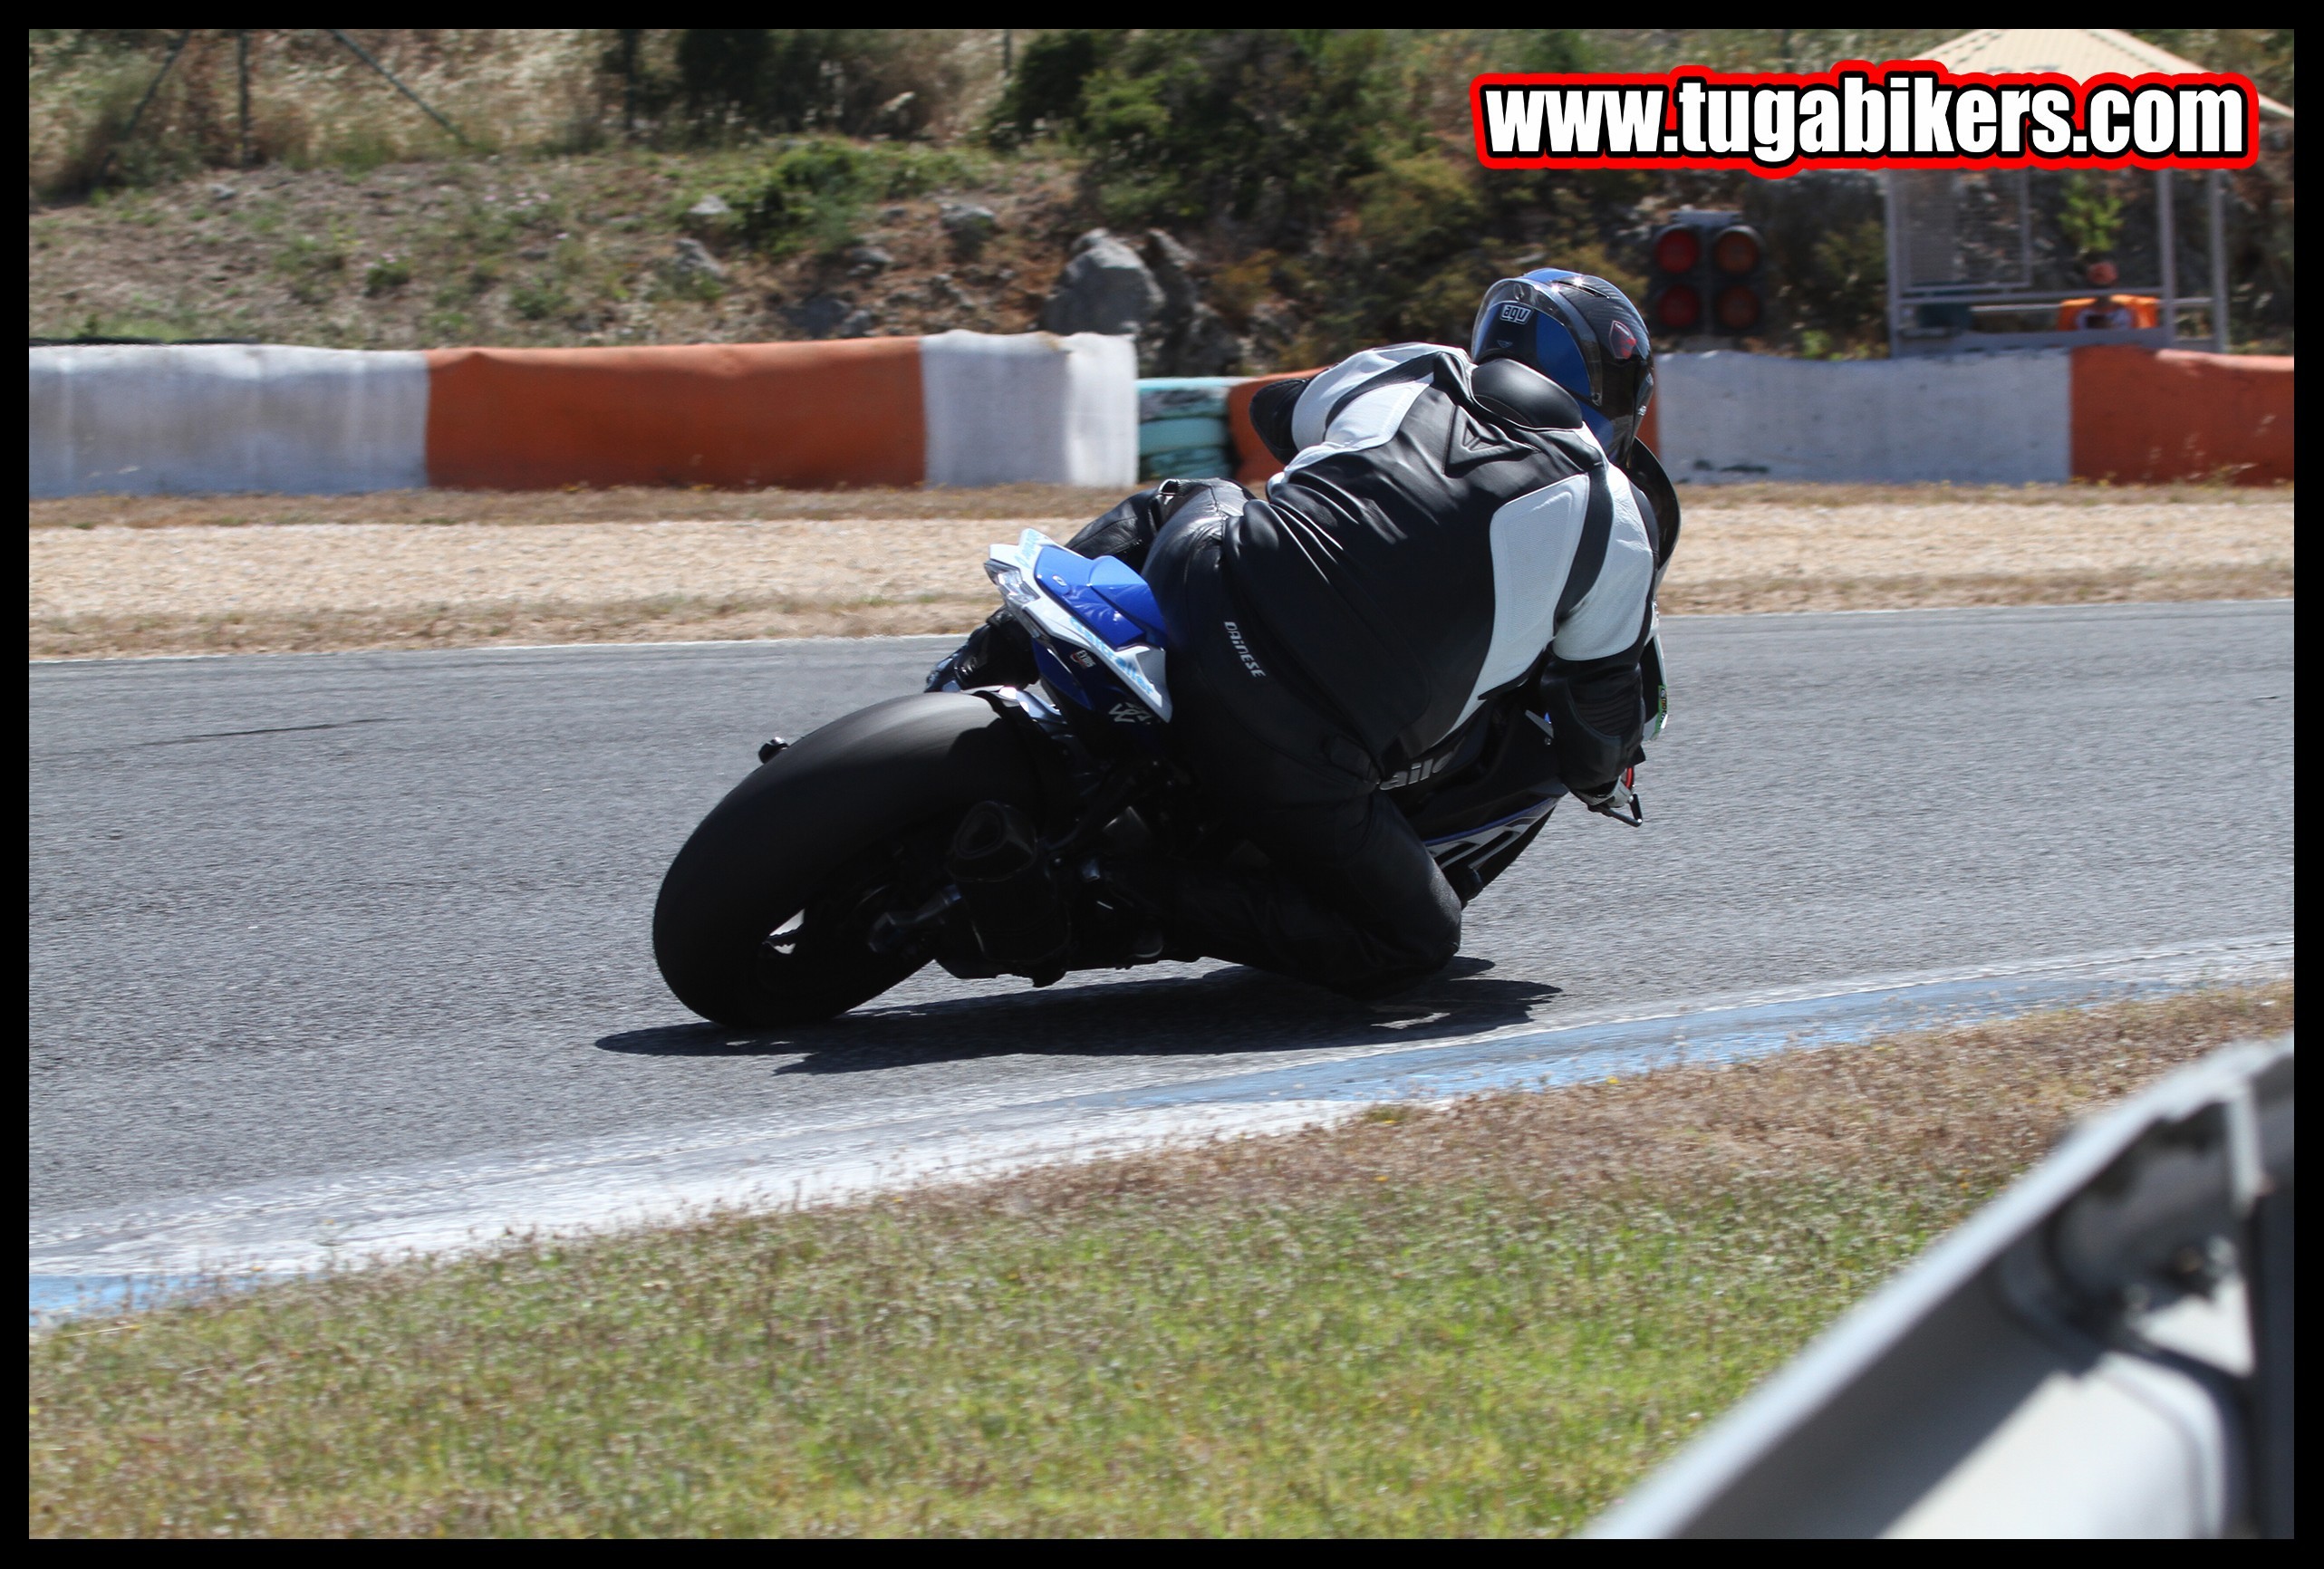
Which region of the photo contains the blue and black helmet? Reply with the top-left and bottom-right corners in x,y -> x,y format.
1469,268 -> 1654,461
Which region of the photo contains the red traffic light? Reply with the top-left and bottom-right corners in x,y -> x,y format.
1714,284 -> 1762,332
1654,284 -> 1702,331
1653,226 -> 1700,275
1712,226 -> 1761,274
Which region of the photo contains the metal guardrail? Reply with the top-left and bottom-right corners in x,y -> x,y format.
1590,1034 -> 2294,1538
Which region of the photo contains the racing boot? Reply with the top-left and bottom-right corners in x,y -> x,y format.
1072,855 -> 1173,968
1088,853 -> 1454,1000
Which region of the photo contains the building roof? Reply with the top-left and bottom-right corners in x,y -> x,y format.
1925,28 -> 2292,119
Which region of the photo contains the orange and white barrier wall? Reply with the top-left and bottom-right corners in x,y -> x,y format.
2068,346 -> 2294,486
1227,347 -> 2291,487
28,331 -> 1137,496
28,335 -> 2284,496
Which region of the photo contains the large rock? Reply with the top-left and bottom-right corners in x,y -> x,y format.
666,237 -> 726,283
1138,229 -> 1246,377
939,201 -> 998,260
681,194 -> 737,243
1038,229 -> 1166,340
785,293 -> 873,339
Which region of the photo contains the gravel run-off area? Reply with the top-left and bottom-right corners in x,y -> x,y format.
28,488 -> 2294,659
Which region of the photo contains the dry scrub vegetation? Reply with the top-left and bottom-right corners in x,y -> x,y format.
28,983 -> 2290,1537
26,484 -> 2294,659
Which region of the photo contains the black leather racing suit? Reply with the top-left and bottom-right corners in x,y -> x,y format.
952,343 -> 1674,996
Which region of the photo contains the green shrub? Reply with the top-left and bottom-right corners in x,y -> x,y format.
1074,30 -> 1401,245
1806,219 -> 1889,344
274,234 -> 348,303
362,256 -> 412,296
616,29 -> 969,144
733,137 -> 977,258
985,28 -> 1119,146
2059,171 -> 2128,261
509,276 -> 572,320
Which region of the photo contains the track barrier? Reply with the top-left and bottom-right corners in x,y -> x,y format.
29,332 -> 1136,496
2070,346 -> 2295,486
1593,1035 -> 2294,1538
1134,376 -> 1239,482
423,339 -> 924,490
1220,349 -> 2291,489
29,338 -> 2287,496
28,344 -> 429,496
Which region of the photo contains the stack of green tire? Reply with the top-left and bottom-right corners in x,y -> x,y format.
1136,377 -> 1241,482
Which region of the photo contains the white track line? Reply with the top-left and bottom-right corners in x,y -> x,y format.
28,934 -> 2291,1309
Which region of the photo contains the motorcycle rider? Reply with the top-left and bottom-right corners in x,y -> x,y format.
930,268 -> 1679,997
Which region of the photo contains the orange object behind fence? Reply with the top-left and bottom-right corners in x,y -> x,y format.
424,339 -> 925,490
2055,296 -> 2162,332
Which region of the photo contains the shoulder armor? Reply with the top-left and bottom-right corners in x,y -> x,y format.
1471,356 -> 1586,431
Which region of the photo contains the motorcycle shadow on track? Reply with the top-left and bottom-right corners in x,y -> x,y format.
594,958 -> 1561,1074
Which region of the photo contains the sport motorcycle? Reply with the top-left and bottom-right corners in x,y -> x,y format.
653,528 -> 1667,1025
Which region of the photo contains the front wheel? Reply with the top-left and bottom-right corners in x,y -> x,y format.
652,693 -> 1046,1027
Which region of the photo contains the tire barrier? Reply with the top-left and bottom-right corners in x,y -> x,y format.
28,331 -> 1137,496
1133,376 -> 1239,482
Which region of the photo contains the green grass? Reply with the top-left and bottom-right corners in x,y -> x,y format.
29,1179 -> 1961,1537
28,984 -> 2290,1536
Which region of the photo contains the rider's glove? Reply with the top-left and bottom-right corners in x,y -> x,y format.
1572,767 -> 1644,827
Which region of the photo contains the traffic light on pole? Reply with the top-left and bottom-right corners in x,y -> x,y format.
1708,222 -> 1765,334
1647,221 -> 1704,335
1646,212 -> 1767,342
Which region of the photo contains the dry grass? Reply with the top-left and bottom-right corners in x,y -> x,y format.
29,138 -> 1074,353
1658,563 -> 2294,616
27,490 -> 2296,664
29,593 -> 994,659
27,984 -> 2290,1537
24,481 -> 2293,532
983,982 -> 2296,1215
27,569 -> 2296,661
1654,481 -> 2292,508
28,485 -> 2295,659
26,484 -> 1131,529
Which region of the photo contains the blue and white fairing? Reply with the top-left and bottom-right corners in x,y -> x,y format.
986,527 -> 1668,875
987,530 -> 1173,723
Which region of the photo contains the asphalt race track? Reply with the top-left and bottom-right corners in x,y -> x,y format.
29,602 -> 2296,1269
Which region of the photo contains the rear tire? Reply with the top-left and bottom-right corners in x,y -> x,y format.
652,693 -> 1045,1027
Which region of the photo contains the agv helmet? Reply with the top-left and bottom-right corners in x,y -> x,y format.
1469,268 -> 1654,460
